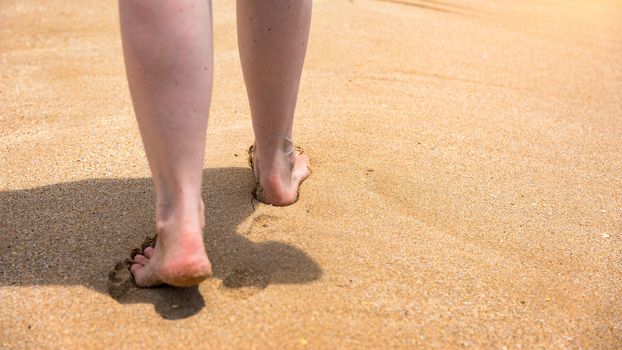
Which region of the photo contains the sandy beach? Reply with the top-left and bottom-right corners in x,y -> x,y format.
1,0 -> 621,348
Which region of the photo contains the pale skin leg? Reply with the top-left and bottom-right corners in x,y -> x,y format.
238,0 -> 312,206
121,0 -> 312,287
120,0 -> 213,287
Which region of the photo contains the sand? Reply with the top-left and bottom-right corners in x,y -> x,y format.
1,0 -> 621,348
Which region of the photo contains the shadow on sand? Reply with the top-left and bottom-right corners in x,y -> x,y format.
0,167 -> 322,320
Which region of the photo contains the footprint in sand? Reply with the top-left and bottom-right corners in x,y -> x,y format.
244,213 -> 280,239
107,235 -> 157,299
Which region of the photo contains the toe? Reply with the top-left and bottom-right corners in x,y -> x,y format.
133,254 -> 149,265
143,246 -> 154,258
130,261 -> 161,287
130,263 -> 142,275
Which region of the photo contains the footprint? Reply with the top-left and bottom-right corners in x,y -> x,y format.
107,260 -> 134,299
220,267 -> 270,299
243,213 -> 279,239
107,235 -> 156,299
222,267 -> 270,289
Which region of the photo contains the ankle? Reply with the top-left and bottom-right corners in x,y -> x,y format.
155,197 -> 203,231
254,135 -> 295,158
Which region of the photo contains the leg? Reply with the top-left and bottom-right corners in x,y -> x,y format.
119,0 -> 213,287
237,0 -> 312,206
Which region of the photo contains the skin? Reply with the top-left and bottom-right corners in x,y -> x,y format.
238,0 -> 312,205
119,0 -> 312,287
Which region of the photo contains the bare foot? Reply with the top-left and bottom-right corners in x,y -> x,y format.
249,144 -> 310,206
130,200 -> 212,287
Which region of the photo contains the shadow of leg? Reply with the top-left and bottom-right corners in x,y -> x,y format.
120,285 -> 206,320
103,166 -> 322,318
0,167 -> 322,320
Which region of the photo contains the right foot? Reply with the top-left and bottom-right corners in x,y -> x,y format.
130,200 -> 212,287
249,144 -> 310,206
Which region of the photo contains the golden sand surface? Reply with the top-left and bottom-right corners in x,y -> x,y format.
1,0 -> 621,348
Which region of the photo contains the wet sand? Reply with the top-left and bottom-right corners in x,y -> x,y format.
1,0 -> 621,348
